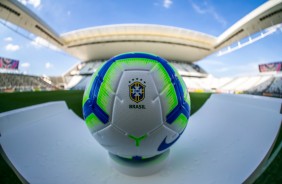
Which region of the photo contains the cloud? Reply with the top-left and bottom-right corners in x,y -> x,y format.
203,59 -> 226,66
198,57 -> 261,77
163,0 -> 173,8
31,37 -> 60,51
215,67 -> 230,72
212,62 -> 259,77
21,62 -> 30,68
5,43 -> 20,51
18,0 -> 41,8
191,2 -> 206,14
45,62 -> 53,69
4,37 -> 13,42
190,0 -> 227,27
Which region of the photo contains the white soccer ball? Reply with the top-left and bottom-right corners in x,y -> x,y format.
83,52 -> 191,160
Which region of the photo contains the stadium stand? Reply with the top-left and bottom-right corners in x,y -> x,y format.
264,76 -> 282,97
70,76 -> 91,90
182,73 -> 282,97
64,60 -> 209,90
62,59 -> 282,98
170,62 -> 208,77
2,59 -> 280,98
0,72 -> 59,92
183,77 -> 214,92
48,76 -> 66,89
65,75 -> 84,89
63,60 -> 104,90
79,61 -> 103,75
219,76 -> 250,92
245,75 -> 275,95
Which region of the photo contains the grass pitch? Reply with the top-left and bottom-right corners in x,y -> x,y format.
0,91 -> 280,183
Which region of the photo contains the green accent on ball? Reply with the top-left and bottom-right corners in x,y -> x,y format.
82,75 -> 96,105
116,57 -> 157,68
186,93 -> 191,108
96,62 -> 121,113
151,62 -> 178,114
123,156 -> 132,159
154,63 -> 172,90
169,63 -> 191,107
173,113 -> 188,129
85,113 -> 103,129
128,134 -> 147,147
179,76 -> 191,106
164,83 -> 178,114
82,62 -> 106,105
115,52 -> 158,58
96,84 -> 112,113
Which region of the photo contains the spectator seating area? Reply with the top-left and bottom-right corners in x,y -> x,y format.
217,75 -> 274,93
78,61 -> 103,75
170,62 -> 208,77
65,60 -> 209,90
183,74 -> 282,96
64,60 -> 282,97
1,60 -> 281,98
66,76 -> 91,90
264,77 -> 282,97
0,73 -> 58,92
69,60 -> 207,77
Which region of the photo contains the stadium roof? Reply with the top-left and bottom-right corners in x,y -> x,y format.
61,24 -> 216,62
0,0 -> 282,62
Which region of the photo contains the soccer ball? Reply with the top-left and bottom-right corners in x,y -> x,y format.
82,52 -> 190,160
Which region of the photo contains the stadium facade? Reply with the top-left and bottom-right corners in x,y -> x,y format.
0,0 -> 282,96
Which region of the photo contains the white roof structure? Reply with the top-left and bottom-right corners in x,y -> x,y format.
0,0 -> 282,62
61,24 -> 216,62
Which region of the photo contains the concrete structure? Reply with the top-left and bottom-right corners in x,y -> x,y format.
0,94 -> 281,183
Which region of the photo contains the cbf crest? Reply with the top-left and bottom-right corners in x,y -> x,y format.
129,78 -> 146,103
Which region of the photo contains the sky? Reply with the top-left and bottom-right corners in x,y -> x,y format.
0,0 -> 281,77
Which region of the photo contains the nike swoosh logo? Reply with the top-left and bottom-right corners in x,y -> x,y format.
157,131 -> 184,152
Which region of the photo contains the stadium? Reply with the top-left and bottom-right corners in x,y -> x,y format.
0,0 -> 282,183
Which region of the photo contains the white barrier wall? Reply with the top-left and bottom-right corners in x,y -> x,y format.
0,95 -> 281,184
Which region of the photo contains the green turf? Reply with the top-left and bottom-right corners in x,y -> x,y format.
189,92 -> 211,115
0,91 -> 209,118
0,90 -> 84,118
0,91 -> 280,184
